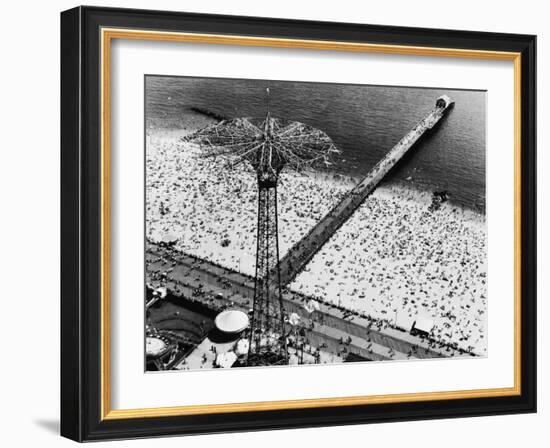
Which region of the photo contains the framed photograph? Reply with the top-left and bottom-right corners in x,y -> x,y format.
60,6 -> 536,441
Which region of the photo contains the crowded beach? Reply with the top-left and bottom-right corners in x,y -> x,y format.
146,111 -> 487,356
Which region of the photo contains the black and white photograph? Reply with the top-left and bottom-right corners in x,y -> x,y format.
0,0 -> 543,445
144,76 -> 487,371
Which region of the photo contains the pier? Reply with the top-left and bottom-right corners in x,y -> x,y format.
277,95 -> 454,286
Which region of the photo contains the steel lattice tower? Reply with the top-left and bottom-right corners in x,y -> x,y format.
247,155 -> 288,366
183,87 -> 339,366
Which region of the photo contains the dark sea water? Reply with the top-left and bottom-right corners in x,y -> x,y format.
146,76 -> 486,211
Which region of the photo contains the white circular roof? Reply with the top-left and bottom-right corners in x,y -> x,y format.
215,310 -> 249,333
146,337 -> 167,356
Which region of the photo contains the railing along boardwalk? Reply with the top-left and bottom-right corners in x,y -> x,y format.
276,96 -> 454,286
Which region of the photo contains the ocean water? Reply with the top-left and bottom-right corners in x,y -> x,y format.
146,76 -> 486,211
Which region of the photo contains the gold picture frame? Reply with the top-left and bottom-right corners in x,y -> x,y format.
61,6 -> 536,441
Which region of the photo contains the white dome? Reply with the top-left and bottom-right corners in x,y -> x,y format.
146,337 -> 167,357
215,309 -> 249,333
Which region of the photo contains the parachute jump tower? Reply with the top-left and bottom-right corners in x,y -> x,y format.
184,88 -> 339,365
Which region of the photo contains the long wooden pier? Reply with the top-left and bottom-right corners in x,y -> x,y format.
276,95 -> 454,286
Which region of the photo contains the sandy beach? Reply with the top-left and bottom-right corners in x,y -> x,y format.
290,185 -> 487,355
146,123 -> 353,277
146,119 -> 487,355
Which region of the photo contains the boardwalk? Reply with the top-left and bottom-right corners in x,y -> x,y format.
276,96 -> 454,286
146,241 -> 466,365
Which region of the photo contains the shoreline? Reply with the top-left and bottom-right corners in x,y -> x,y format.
148,123 -> 486,224
147,110 -> 487,217
147,101 -> 486,215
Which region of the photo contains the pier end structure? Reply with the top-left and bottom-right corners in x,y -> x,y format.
277,96 -> 454,286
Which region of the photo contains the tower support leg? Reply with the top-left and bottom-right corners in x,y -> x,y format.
248,186 -> 287,366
